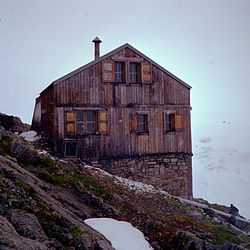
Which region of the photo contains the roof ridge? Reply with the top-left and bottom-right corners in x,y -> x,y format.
41,43 -> 190,94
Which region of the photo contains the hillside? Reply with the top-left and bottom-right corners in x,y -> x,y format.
0,114 -> 250,249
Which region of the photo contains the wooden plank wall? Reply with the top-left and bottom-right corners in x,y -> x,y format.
40,85 -> 54,138
50,47 -> 191,159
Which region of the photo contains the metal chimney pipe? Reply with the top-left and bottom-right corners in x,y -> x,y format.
92,37 -> 102,60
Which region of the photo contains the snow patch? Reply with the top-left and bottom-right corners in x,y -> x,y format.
82,164 -> 160,193
114,176 -> 156,193
84,218 -> 153,250
20,131 -> 40,142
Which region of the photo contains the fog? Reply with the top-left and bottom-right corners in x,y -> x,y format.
1,0 -> 250,218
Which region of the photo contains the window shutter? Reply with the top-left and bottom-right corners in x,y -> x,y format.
175,114 -> 182,130
129,114 -> 137,132
102,61 -> 114,82
99,110 -> 107,134
66,112 -> 75,122
142,63 -> 152,83
65,112 -> 76,134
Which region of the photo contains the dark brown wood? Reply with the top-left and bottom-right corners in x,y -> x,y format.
32,45 -> 192,160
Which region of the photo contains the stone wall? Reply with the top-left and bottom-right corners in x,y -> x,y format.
91,153 -> 192,199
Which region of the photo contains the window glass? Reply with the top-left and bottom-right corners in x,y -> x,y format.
65,111 -> 96,135
86,111 -> 95,133
129,63 -> 138,83
76,111 -> 84,135
166,113 -> 175,132
138,114 -> 148,133
65,141 -> 77,157
114,62 -> 125,82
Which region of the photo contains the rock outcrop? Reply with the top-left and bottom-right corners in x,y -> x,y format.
0,215 -> 47,250
0,114 -> 249,249
0,113 -> 30,134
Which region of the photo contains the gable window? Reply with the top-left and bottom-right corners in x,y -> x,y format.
165,111 -> 182,133
129,62 -> 140,83
114,62 -> 125,82
137,114 -> 148,133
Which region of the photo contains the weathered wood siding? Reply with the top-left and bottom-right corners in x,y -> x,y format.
42,47 -> 191,159
40,85 -> 54,138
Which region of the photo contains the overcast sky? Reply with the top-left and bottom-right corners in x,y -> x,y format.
1,0 -> 250,217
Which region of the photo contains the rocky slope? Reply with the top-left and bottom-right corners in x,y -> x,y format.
0,114 -> 250,249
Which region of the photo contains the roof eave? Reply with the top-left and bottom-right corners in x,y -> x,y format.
46,42 -> 191,90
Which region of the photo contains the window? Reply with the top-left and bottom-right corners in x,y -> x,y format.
137,114 -> 148,133
165,113 -> 175,132
64,140 -> 77,157
76,111 -> 84,135
86,111 -> 96,133
129,62 -> 140,83
165,112 -> 182,132
65,111 -> 97,135
114,62 -> 125,82
130,113 -> 149,134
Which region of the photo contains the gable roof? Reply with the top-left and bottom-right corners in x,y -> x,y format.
41,43 -> 191,94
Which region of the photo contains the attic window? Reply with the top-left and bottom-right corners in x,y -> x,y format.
129,62 -> 140,83
114,62 -> 125,82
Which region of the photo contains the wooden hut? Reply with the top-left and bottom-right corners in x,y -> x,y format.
32,38 -> 193,198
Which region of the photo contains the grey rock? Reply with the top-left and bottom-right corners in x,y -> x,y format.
11,140 -> 37,164
9,209 -> 47,240
220,242 -> 245,250
186,210 -> 203,220
0,215 -> 48,250
96,239 -> 115,250
76,235 -> 92,249
0,113 -> 30,133
0,126 -> 7,139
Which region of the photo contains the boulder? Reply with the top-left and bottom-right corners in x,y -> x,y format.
0,113 -> 30,133
9,210 -> 47,240
0,215 -> 47,250
11,140 -> 37,164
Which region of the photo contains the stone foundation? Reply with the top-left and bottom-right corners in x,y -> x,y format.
92,153 -> 192,199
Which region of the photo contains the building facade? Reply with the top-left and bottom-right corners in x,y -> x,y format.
32,38 -> 193,198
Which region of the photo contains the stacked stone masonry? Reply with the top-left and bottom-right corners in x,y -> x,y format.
91,153 -> 192,199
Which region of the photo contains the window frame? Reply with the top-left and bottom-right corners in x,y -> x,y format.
164,110 -> 182,133
129,62 -> 141,83
165,113 -> 175,132
65,110 -> 97,136
137,113 -> 148,134
64,140 -> 77,157
114,61 -> 126,83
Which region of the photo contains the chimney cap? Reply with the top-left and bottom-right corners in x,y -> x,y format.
92,37 -> 102,43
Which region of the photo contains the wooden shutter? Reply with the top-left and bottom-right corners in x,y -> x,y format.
175,114 -> 182,130
142,63 -> 152,83
65,112 -> 76,134
129,114 -> 137,132
102,61 -> 114,82
99,110 -> 107,134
